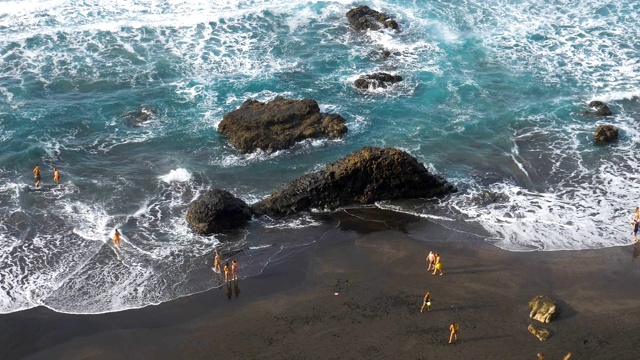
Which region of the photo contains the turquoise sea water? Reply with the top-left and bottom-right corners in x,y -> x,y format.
1,0 -> 640,314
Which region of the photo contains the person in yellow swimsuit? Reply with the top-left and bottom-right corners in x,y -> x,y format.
449,321 -> 458,344
113,229 -> 122,249
432,253 -> 443,275
223,262 -> 231,282
33,164 -> 41,187
53,168 -> 60,184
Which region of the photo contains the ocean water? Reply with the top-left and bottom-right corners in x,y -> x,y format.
1,0 -> 640,314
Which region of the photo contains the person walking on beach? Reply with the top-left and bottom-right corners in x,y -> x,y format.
53,167 -> 60,184
420,290 -> 431,313
224,262 -> 231,282
33,164 -> 41,187
232,259 -> 239,281
213,250 -> 221,273
448,321 -> 459,344
113,229 -> 122,249
432,253 -> 443,276
426,251 -> 435,271
633,219 -> 639,243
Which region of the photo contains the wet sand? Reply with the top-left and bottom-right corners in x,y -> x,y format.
1,209 -> 640,360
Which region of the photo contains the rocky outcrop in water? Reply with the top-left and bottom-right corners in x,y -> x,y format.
586,100 -> 612,116
471,190 -> 507,206
354,73 -> 403,90
123,106 -> 156,126
529,295 -> 560,323
186,189 -> 253,235
594,124 -> 618,142
346,5 -> 399,31
218,96 -> 348,154
252,147 -> 457,217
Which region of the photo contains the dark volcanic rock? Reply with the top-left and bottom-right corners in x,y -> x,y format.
186,189 -> 253,235
123,106 -> 156,126
253,147 -> 456,217
354,73 -> 403,90
346,5 -> 399,31
594,124 -> 618,143
586,101 -> 612,116
218,96 -> 348,154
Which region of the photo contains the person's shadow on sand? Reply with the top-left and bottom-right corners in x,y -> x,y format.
226,282 -> 232,299
633,244 -> 639,262
234,280 -> 241,298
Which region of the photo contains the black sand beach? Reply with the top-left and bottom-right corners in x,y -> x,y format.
1,209 -> 639,360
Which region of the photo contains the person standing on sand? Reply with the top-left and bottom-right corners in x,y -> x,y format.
426,251 -> 435,271
448,321 -> 459,344
224,262 -> 231,282
113,229 -> 122,249
33,164 -> 41,187
232,259 -> 239,281
53,168 -> 60,184
633,219 -> 639,243
420,290 -> 431,313
213,250 -> 221,273
432,253 -> 443,275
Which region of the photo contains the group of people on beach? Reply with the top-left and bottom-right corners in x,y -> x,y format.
32,164 -> 60,188
422,250 -> 456,344
213,250 -> 239,283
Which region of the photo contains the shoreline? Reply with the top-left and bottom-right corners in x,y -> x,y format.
1,209 -> 640,359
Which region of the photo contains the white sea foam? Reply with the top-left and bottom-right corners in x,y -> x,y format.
159,168 -> 192,183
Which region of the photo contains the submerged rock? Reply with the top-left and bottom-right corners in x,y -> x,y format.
346,5 -> 399,31
354,73 -> 403,90
471,190 -> 507,206
594,124 -> 618,143
123,106 -> 156,126
586,101 -> 612,116
186,189 -> 253,235
218,96 -> 348,154
529,295 -> 560,323
253,147 -> 457,217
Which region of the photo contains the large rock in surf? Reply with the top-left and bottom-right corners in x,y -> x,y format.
346,5 -> 399,31
586,100 -> 612,116
529,295 -> 560,323
252,147 -> 456,217
354,73 -> 403,90
218,96 -> 348,154
186,189 -> 253,235
594,124 -> 618,143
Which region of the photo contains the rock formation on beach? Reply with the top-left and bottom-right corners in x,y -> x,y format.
594,124 -> 618,143
218,96 -> 348,154
529,295 -> 560,323
354,73 -> 403,90
186,189 -> 253,235
528,324 -> 551,341
346,5 -> 399,31
252,147 -> 457,217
